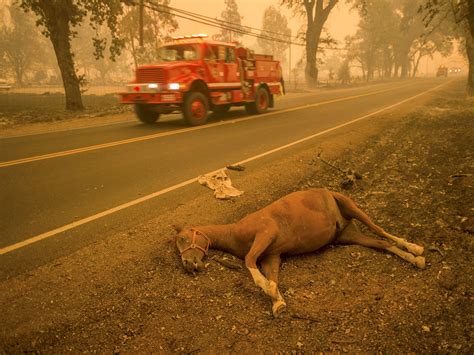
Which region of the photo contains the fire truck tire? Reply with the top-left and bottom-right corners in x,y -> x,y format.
212,104 -> 231,114
134,104 -> 161,124
245,87 -> 269,114
183,92 -> 209,126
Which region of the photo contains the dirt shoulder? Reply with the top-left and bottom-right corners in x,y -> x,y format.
0,80 -> 472,353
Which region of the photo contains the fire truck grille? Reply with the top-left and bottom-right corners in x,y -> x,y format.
136,68 -> 165,84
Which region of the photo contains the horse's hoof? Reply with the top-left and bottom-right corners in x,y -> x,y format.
272,300 -> 286,317
408,244 -> 424,256
414,256 -> 426,269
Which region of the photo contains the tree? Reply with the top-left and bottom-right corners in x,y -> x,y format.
351,0 -> 426,80
72,23 -> 123,85
120,1 -> 178,70
409,31 -> 453,77
0,5 -> 46,86
356,0 -> 398,79
344,34 -> 367,80
18,0 -> 131,110
348,0 -> 455,80
258,6 -> 291,67
281,0 -> 339,88
321,54 -> 341,80
337,59 -> 351,83
393,0 -> 426,78
213,0 -> 245,43
419,0 -> 474,95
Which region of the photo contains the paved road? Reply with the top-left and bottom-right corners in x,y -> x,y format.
0,78 -> 451,279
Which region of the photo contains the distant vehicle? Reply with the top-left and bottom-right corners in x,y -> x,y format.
0,80 -> 12,91
448,67 -> 462,74
120,34 -> 283,126
436,66 -> 448,77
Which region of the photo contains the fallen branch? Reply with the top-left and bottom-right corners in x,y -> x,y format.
316,152 -> 363,189
227,164 -> 246,171
449,173 -> 472,178
290,312 -> 320,322
331,339 -> 356,344
317,152 -> 362,179
427,245 -> 445,262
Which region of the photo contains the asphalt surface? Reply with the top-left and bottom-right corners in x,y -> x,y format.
0,78 -> 449,279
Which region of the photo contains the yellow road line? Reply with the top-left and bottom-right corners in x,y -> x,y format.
0,82 -> 416,168
0,79 -> 455,255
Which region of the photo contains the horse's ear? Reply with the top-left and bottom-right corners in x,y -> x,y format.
171,224 -> 183,233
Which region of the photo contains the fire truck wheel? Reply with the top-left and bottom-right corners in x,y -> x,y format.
183,92 -> 209,126
134,104 -> 161,124
245,87 -> 269,114
212,104 -> 231,114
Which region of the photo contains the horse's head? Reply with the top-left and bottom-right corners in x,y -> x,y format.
174,226 -> 211,273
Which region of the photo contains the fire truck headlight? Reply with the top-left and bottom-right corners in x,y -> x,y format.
168,83 -> 181,90
148,83 -> 159,89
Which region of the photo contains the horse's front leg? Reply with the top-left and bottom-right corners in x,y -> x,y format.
260,254 -> 286,317
245,230 -> 284,316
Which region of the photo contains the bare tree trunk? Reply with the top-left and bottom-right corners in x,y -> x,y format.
361,62 -> 366,81
129,31 -> 138,71
412,53 -> 422,78
383,48 -> 392,78
40,2 -> 83,110
51,23 -> 83,110
466,3 -> 474,96
400,56 -> 409,79
305,37 -> 319,88
394,63 -> 400,78
13,62 -> 24,87
467,34 -> 474,96
303,0 -> 338,88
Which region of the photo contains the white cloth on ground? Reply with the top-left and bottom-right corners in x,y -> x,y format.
198,170 -> 244,199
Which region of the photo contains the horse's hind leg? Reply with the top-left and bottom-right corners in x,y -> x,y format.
336,221 -> 425,268
332,191 -> 424,256
260,254 -> 286,317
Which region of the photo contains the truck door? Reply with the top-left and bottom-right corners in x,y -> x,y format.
223,46 -> 240,84
204,44 -> 225,84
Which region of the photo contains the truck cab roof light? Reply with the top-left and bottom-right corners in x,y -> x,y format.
172,34 -> 208,40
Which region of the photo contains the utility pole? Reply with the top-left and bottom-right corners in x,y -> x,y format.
289,41 -> 291,85
139,0 -> 144,47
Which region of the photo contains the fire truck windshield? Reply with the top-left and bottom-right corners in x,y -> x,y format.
157,44 -> 200,62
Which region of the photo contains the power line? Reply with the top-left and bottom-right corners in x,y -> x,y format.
141,0 -> 348,51
163,2 -> 300,41
143,1 -> 304,46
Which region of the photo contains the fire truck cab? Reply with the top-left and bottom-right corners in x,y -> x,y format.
120,34 -> 283,126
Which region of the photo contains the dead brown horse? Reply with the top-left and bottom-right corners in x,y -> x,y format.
174,188 -> 425,317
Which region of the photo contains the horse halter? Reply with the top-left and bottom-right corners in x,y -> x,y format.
179,229 -> 211,256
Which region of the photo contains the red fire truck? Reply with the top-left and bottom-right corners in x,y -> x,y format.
120,34 -> 284,126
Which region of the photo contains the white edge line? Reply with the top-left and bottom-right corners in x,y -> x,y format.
0,79 -> 453,255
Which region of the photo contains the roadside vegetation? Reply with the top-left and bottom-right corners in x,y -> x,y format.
0,91 -> 131,127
